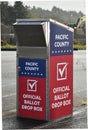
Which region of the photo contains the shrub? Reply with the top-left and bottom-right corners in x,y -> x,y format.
1,40 -> 8,46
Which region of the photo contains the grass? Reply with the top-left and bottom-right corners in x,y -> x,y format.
1,44 -> 16,49
1,44 -> 86,50
73,44 -> 86,50
1,40 -> 16,50
1,40 -> 86,50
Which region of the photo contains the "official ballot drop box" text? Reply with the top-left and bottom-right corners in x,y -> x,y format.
13,19 -> 74,121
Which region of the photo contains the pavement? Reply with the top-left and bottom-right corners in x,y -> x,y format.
1,50 -> 87,129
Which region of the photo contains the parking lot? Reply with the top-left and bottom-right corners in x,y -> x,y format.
1,50 -> 87,129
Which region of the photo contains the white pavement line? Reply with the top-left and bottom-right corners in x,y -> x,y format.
2,93 -> 16,98
73,107 -> 86,116
3,109 -> 16,116
32,107 -> 87,129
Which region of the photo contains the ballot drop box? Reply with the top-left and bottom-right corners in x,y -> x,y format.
14,19 -> 74,121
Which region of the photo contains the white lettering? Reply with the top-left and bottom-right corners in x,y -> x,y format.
52,101 -> 62,109
54,41 -> 69,47
34,106 -> 42,111
54,93 -> 69,100
22,105 -> 33,110
55,34 -> 68,40
25,62 -> 38,66
22,105 -> 43,111
63,100 -> 71,106
53,86 -> 70,94
24,100 -> 40,106
25,67 -> 39,71
23,94 -> 41,100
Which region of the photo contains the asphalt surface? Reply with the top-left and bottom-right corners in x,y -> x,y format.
1,50 -> 87,129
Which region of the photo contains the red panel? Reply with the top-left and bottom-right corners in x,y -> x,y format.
50,55 -> 73,120
18,77 -> 46,120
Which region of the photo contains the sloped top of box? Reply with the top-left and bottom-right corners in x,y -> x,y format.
13,19 -> 73,47
14,19 -> 73,32
14,19 -> 48,25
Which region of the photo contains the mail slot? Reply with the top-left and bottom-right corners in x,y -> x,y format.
13,19 -> 74,121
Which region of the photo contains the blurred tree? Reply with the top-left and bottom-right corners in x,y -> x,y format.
0,2 -> 9,24
0,1 -> 84,26
0,1 -> 29,25
7,6 -> 15,24
14,1 -> 28,19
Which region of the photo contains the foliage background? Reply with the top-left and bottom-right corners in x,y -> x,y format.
0,1 -> 86,49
